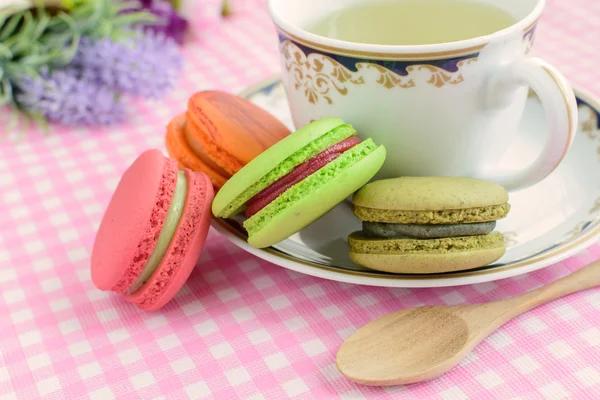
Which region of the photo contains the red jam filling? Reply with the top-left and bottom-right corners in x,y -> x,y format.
245,136 -> 362,217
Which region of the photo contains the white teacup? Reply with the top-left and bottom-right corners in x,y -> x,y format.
267,0 -> 577,190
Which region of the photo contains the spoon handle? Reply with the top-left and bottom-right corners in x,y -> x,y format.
507,258 -> 600,314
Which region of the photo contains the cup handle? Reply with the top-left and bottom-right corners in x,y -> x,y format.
483,57 -> 578,190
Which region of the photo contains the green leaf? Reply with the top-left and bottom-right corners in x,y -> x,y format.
116,0 -> 143,12
0,13 -> 9,28
55,33 -> 79,65
0,7 -> 27,23
0,78 -> 13,106
32,12 -> 51,41
8,12 -> 36,56
55,11 -> 77,32
4,62 -> 37,79
0,43 -> 13,59
0,12 -> 24,41
30,111 -> 49,132
112,11 -> 158,28
19,51 -> 66,67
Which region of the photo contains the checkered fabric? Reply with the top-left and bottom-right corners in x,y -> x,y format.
1,0 -> 600,398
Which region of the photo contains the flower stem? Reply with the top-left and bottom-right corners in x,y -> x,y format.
221,0 -> 231,17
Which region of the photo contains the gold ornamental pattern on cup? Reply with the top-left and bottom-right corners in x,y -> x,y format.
278,21 -> 538,105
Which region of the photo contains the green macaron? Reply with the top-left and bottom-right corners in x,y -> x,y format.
348,176 -> 510,274
212,117 -> 386,248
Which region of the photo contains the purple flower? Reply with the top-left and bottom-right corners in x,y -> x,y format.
71,31 -> 183,98
14,68 -> 125,126
127,0 -> 188,44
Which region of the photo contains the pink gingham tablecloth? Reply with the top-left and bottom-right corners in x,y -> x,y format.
1,0 -> 600,398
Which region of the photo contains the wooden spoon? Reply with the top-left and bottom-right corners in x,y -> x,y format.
336,259 -> 600,386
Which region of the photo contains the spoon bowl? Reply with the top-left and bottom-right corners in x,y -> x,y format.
337,307 -> 469,385
336,259 -> 600,386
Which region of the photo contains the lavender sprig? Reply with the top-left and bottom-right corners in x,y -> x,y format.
71,30 -> 182,98
14,67 -> 125,126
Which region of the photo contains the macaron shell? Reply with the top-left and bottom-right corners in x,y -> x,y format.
349,231 -> 504,250
247,145 -> 386,248
352,203 -> 511,224
165,114 -> 228,189
349,248 -> 506,274
124,170 -> 214,311
91,150 -> 177,292
184,122 -> 233,179
212,117 -> 346,217
186,91 -> 291,175
352,176 -> 509,211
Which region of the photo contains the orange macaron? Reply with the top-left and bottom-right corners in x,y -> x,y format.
165,114 -> 228,189
165,91 -> 290,189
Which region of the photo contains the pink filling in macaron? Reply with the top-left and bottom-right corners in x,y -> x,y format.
245,136 -> 361,217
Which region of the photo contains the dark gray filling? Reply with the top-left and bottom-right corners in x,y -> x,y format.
362,221 -> 496,239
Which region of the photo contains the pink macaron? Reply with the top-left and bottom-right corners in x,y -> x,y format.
91,149 -> 214,311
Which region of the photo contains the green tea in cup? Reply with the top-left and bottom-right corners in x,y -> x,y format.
305,0 -> 516,45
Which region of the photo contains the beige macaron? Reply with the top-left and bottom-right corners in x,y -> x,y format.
349,176 -> 510,274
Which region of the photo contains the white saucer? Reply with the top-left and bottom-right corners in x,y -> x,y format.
212,77 -> 600,288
